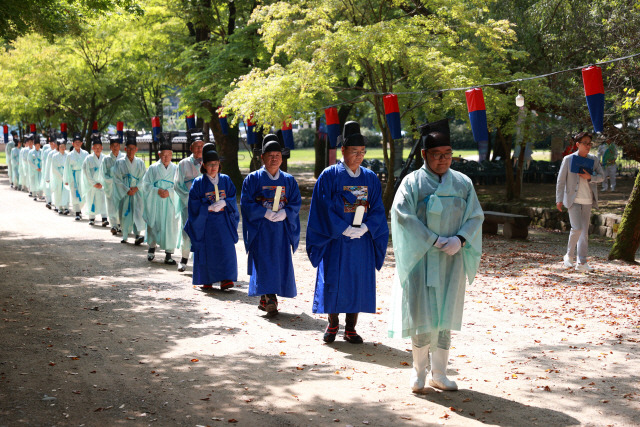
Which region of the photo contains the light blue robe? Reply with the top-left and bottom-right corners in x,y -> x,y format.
6,141 -> 14,184
142,161 -> 179,251
100,151 -> 125,226
41,145 -> 52,202
20,147 -> 31,190
10,145 -> 21,186
27,148 -> 44,194
50,151 -> 70,209
174,155 -> 201,256
63,149 -> 89,211
82,153 -> 107,218
113,156 -> 146,238
388,166 -> 484,339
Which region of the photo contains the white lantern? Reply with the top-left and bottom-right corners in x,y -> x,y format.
515,89 -> 525,108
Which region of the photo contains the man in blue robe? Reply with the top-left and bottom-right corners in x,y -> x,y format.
241,134 -> 301,315
389,120 -> 483,392
306,121 -> 389,344
185,143 -> 239,290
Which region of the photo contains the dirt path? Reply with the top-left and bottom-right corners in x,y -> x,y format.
1,173 -> 639,427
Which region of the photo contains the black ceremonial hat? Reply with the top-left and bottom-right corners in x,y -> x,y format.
73,132 -> 83,142
91,133 -> 102,145
109,134 -> 121,144
202,143 -> 219,163
187,128 -> 204,144
342,121 -> 366,147
261,134 -> 282,154
158,132 -> 174,151
48,133 -> 56,143
419,118 -> 451,150
26,133 -> 35,141
33,134 -> 41,144
125,130 -> 138,146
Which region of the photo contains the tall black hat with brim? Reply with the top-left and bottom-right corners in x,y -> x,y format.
73,132 -> 83,142
262,134 -> 282,154
419,118 -> 451,150
187,128 -> 205,144
48,133 -> 56,143
26,133 -> 35,141
57,137 -> 67,145
91,134 -> 102,145
341,121 -> 366,147
109,135 -> 121,144
158,132 -> 174,151
125,131 -> 137,146
33,134 -> 41,144
202,143 -> 219,163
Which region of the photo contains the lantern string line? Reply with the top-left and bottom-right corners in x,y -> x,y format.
322,51 -> 640,109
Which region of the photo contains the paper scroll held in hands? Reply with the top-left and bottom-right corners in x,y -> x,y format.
272,186 -> 282,212
352,205 -> 365,227
214,183 -> 220,201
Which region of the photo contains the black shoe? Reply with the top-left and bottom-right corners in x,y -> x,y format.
75,214 -> 81,221
46,203 -> 51,209
64,209 -> 70,215
323,324 -> 339,343
258,295 -> 267,311
33,197 -> 38,201
110,227 -> 117,235
102,219 -> 109,227
134,235 -> 144,245
89,219 -> 95,226
220,280 -> 234,290
343,330 -> 363,344
147,248 -> 156,261
58,210 -> 64,215
177,258 -> 188,272
120,239 -> 128,244
265,294 -> 278,315
164,254 -> 176,265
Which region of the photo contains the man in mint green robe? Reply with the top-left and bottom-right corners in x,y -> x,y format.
142,133 -> 180,264
113,131 -> 146,245
389,120 -> 483,393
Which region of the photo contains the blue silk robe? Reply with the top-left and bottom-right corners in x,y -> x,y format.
306,163 -> 389,314
185,174 -> 239,284
240,167 -> 301,298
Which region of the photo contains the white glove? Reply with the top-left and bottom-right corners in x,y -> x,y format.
208,204 -> 215,212
434,236 -> 448,249
211,200 -> 226,212
441,236 -> 462,256
264,210 -> 278,222
351,223 -> 368,239
274,209 -> 287,222
342,225 -> 358,238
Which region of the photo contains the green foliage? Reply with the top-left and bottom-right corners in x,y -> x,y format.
294,128 -> 315,148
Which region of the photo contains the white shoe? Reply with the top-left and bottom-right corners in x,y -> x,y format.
410,344 -> 430,392
429,348 -> 458,391
177,262 -> 186,272
576,263 -> 593,272
563,254 -> 574,268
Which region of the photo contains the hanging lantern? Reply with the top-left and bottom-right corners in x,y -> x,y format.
324,107 -> 340,148
30,124 -> 36,133
3,125 -> 8,144
217,108 -> 229,136
582,65 -> 605,133
383,94 -> 402,140
281,120 -> 295,150
185,114 -> 196,130
60,123 -> 68,140
246,115 -> 257,145
151,116 -> 162,142
465,88 -> 490,161
92,121 -> 99,134
116,121 -> 124,143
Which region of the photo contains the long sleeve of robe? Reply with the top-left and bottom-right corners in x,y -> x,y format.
40,146 -> 51,192
6,141 -> 14,184
19,148 -> 30,189
11,146 -> 21,186
240,167 -> 301,298
112,156 -> 146,237
306,163 -> 390,314
50,152 -> 70,208
100,151 -> 124,225
63,149 -> 88,210
27,149 -> 43,192
388,166 -> 484,339
82,153 -> 107,216
185,174 -> 239,284
142,161 -> 180,251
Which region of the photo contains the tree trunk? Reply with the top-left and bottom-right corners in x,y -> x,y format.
496,127 -> 515,201
206,105 -> 243,191
608,171 -> 640,263
514,141 -> 526,199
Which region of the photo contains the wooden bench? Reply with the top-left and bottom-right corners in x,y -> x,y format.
482,211 -> 531,239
